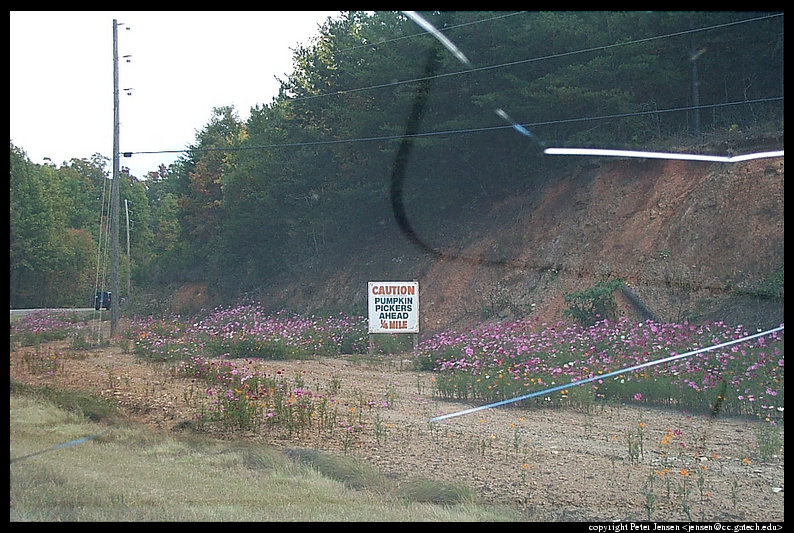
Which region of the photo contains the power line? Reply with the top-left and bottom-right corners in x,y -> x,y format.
123,12 -> 783,159
123,96 -> 783,157
288,12 -> 783,102
330,11 -> 527,56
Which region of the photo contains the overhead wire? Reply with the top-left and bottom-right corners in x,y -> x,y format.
92,174 -> 112,344
121,11 -> 784,159
328,10 -> 526,56
123,96 -> 783,157
289,12 -> 783,102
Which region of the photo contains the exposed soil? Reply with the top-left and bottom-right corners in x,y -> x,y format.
10,329 -> 784,523
214,153 -> 784,341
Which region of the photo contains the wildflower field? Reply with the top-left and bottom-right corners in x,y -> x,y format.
10,306 -> 784,521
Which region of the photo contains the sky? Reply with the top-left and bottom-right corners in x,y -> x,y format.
10,11 -> 342,178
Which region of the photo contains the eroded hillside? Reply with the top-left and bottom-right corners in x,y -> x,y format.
418,155 -> 785,332
179,153 -> 784,335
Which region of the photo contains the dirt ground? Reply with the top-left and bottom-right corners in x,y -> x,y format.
10,329 -> 784,523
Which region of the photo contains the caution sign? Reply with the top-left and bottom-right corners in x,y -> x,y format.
368,281 -> 419,334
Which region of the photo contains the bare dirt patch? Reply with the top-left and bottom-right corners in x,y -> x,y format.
10,332 -> 784,522
261,156 -> 783,339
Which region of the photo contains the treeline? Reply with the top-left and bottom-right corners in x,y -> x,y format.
9,11 -> 784,309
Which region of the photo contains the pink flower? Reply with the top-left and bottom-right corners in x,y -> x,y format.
633,393 -> 642,401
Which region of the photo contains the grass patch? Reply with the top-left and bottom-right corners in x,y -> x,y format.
10,380 -> 121,423
283,448 -> 477,506
10,389 -> 523,522
398,476 -> 477,505
284,447 -> 389,491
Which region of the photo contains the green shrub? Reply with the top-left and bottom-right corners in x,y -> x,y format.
563,279 -> 623,327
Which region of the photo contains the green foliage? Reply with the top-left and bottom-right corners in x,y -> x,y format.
10,143 -> 138,307
414,343 -> 461,372
9,12 -> 784,308
10,380 -> 120,423
369,333 -> 414,356
285,448 -> 388,491
755,423 -> 783,462
10,145 -> 63,306
397,476 -> 476,505
563,279 -> 624,327
202,335 -> 305,360
750,263 -> 784,300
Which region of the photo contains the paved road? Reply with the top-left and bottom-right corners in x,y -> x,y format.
10,308 -> 94,317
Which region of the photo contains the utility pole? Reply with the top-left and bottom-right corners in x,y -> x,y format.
110,19 -> 120,338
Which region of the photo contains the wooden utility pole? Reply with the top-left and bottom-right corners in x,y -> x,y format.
110,19 -> 120,338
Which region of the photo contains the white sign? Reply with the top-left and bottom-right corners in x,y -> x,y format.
368,281 -> 419,334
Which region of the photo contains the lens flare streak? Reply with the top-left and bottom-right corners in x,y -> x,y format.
402,11 -> 471,67
403,11 -> 783,164
544,147 -> 784,163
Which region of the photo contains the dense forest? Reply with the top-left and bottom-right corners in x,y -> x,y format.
10,11 -> 784,317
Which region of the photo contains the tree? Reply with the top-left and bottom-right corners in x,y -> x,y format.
10,143 -> 60,306
177,106 -> 245,279
10,143 -> 98,307
120,175 -> 155,292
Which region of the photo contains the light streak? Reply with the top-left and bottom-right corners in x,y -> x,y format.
402,11 -> 472,67
429,325 -> 783,423
544,147 -> 784,163
495,108 -> 540,141
403,11 -> 783,164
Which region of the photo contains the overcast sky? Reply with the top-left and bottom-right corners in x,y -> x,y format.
10,11 -> 341,177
